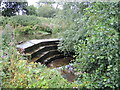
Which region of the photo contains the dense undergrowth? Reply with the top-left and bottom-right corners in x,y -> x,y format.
58,2 -> 119,89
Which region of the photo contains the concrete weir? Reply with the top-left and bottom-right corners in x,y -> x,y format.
16,39 -> 72,65
16,38 -> 75,82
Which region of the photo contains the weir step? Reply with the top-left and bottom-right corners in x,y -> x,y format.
30,50 -> 61,62
16,39 -> 60,54
25,45 -> 58,59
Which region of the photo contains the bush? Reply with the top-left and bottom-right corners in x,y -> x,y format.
9,15 -> 42,27
57,2 -> 88,54
26,5 -> 37,16
57,2 -> 119,89
15,25 -> 33,35
74,27 -> 119,88
0,15 -> 68,35
73,2 -> 119,89
15,24 -> 52,35
2,60 -> 73,88
0,17 -> 10,27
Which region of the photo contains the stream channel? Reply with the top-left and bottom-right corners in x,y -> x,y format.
16,33 -> 76,82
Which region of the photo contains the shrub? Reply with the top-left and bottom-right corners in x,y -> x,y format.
72,2 -> 119,89
57,2 -> 88,54
26,5 -> 37,16
0,17 -> 10,27
9,15 -> 42,27
0,15 -> 68,35
57,2 -> 119,89
2,60 -> 73,88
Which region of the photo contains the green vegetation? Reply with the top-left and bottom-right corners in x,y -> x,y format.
0,1 -> 119,89
37,5 -> 57,18
0,15 -> 67,35
58,2 -> 119,89
25,5 -> 37,16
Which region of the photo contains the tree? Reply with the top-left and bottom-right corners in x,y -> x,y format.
2,0 -> 28,17
37,5 -> 56,18
0,0 -> 3,15
25,5 -> 37,15
0,0 -> 3,5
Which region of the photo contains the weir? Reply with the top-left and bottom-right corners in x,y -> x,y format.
16,38 -> 75,82
16,39 -> 72,66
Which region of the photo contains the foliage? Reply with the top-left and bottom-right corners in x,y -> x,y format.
1,2 -> 119,89
9,15 -> 41,27
58,2 -> 89,54
2,60 -> 73,88
15,25 -> 33,35
37,5 -> 56,18
0,16 -> 5,26
0,16 -> 10,27
15,24 -> 52,35
25,5 -> 37,16
57,2 -> 119,89
74,2 -> 119,89
8,15 -> 53,34
74,28 -> 119,88
1,1 -> 28,17
10,15 -> 53,34
0,15 -> 68,35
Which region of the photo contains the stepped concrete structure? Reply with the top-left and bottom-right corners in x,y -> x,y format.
16,39 -> 72,65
